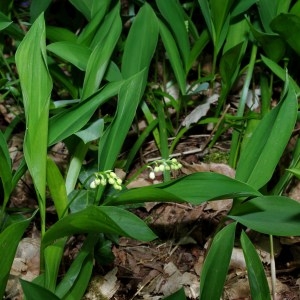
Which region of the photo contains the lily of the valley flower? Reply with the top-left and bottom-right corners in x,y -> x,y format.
148,158 -> 182,180
90,170 -> 122,190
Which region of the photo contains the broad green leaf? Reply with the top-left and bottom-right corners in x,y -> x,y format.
257,0 -> 279,33
248,21 -> 285,62
69,0 -> 92,20
20,279 -> 60,300
236,82 -> 298,189
156,0 -> 190,69
98,69 -> 147,171
158,19 -> 186,94
261,55 -> 300,93
0,215 -> 33,298
240,231 -> 271,300
163,288 -> 187,300
42,205 -> 157,248
81,3 -> 121,99
200,222 -> 236,299
105,172 -> 262,206
15,13 -> 53,233
121,3 -> 159,78
220,42 -> 246,92
63,253 -> 93,300
223,18 -> 249,54
30,0 -> 52,22
271,13 -> 300,56
77,1 -> 111,45
231,0 -> 257,18
46,26 -> 77,43
229,196 -> 300,236
46,157 -> 68,219
0,130 -> 12,207
55,234 -> 97,298
48,81 -> 122,145
47,42 -> 91,71
74,119 -> 104,144
44,238 -> 67,292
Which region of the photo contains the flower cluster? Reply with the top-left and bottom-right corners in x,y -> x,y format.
90,170 -> 122,190
148,158 -> 182,180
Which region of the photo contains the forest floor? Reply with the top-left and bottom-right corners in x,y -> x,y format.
2,102 -> 300,300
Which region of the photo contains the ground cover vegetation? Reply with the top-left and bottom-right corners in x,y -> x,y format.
0,0 -> 300,299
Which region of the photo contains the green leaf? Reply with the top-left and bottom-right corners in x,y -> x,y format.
46,157 -> 68,219
220,42 -> 246,92
156,0 -> 190,69
20,279 -> 60,300
271,13 -> 300,56
240,231 -> 271,300
55,234 -> 97,299
74,119 -> 104,144
257,0 -> 279,33
81,3 -> 121,99
158,19 -> 186,94
47,42 -> 91,71
235,81 -> 298,189
98,69 -> 147,171
261,55 -> 300,93
30,0 -> 52,22
106,172 -> 262,206
0,215 -> 33,298
248,21 -> 285,62
200,222 -> 236,299
15,13 -> 53,232
77,1 -> 111,45
46,26 -> 77,43
42,205 -> 157,248
48,81 -> 121,145
0,130 -> 12,207
44,238 -> 67,292
121,3 -> 159,78
229,196 -> 300,236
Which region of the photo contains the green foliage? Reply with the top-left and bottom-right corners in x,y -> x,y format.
0,1 -> 300,299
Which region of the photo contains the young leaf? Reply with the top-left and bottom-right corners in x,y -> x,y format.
200,222 -> 237,299
240,231 -> 271,300
235,81 -> 298,189
229,196 -> 300,236
42,205 -> 157,248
